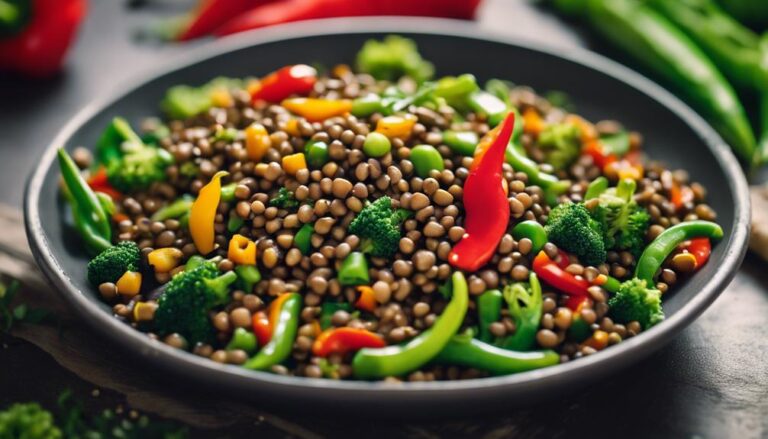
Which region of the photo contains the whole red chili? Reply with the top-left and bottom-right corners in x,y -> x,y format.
0,0 -> 87,76
250,64 -> 317,103
448,111 -> 514,272
532,251 -> 590,309
176,0 -> 268,41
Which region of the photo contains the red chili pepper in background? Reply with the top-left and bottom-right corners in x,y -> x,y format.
251,64 -> 317,103
87,167 -> 122,201
312,327 -> 386,357
448,111 -> 514,272
214,0 -> 482,37
583,140 -> 617,169
682,237 -> 711,268
532,251 -> 590,309
177,0 -> 269,41
0,0 -> 86,76
670,182 -> 694,211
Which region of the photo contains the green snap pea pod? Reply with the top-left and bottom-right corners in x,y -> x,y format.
410,145 -> 445,177
243,293 -> 302,371
57,149 -> 112,254
434,337 -> 559,375
151,196 -> 193,222
635,220 -> 723,283
294,223 -> 314,255
352,271 -> 469,379
338,252 -> 370,286
505,144 -> 570,196
511,220 -> 547,255
443,130 -> 479,156
584,176 -> 609,200
477,290 -> 503,343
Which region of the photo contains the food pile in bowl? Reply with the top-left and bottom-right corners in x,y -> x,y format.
57,36 -> 723,381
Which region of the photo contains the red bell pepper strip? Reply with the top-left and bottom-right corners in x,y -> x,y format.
312,327 -> 386,357
87,167 -> 122,201
670,182 -> 694,211
250,64 -> 317,103
532,251 -> 590,309
682,237 -> 711,268
177,0 -> 268,41
214,0 -> 482,37
448,111 -> 514,272
0,0 -> 86,76
251,311 -> 271,346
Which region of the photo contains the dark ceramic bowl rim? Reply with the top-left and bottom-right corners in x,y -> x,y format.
25,18 -> 750,397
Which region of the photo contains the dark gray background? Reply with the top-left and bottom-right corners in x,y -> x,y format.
1,0 -> 767,437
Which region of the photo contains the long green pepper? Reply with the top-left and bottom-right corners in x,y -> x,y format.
434,337 -> 559,375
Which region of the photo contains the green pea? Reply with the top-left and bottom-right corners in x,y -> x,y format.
443,130 -> 478,156
363,132 -> 392,158
410,145 -> 445,177
306,140 -> 329,168
511,220 -> 547,255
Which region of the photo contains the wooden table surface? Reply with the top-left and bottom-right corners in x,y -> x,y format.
1,1 -> 767,437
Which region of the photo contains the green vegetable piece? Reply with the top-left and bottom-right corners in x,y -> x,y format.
599,130 -> 630,157
0,402 -> 61,439
306,140 -> 330,168
356,35 -> 434,83
294,223 -> 314,255
244,293 -> 302,370
499,273 -> 543,351
352,271 -> 469,379
434,337 -> 559,375
213,126 -> 239,142
477,289 -> 503,343
537,122 -> 581,170
584,176 -> 609,200
320,302 -> 353,329
154,261 -> 238,344
410,144 -> 445,178
443,130 -> 478,156
348,196 -> 410,258
504,143 -> 570,202
568,314 -> 592,342
468,91 -> 508,127
485,78 -> 513,106
362,132 -> 392,158
235,264 -> 261,293
86,241 -> 140,287
220,183 -> 237,202
433,73 -> 479,109
590,178 -> 650,257
161,77 -> 242,119
185,255 -> 206,270
546,202 -> 606,266
608,278 -> 664,329
269,187 -> 299,209
634,220 -> 723,283
227,327 -> 257,353
338,252 -> 370,286
351,93 -> 384,117
151,196 -> 193,222
95,117 -> 143,167
511,220 -> 547,255
227,215 -> 244,233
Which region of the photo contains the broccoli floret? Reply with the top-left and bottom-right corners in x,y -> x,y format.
545,202 -> 606,266
86,241 -> 140,286
348,196 -> 410,258
0,403 -> 61,439
106,141 -> 174,192
161,77 -> 244,119
608,278 -> 664,329
356,35 -> 434,83
537,122 -> 581,170
154,261 -> 237,344
590,178 -> 650,257
269,187 -> 299,209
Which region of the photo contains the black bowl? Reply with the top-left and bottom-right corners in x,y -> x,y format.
24,18 -> 750,415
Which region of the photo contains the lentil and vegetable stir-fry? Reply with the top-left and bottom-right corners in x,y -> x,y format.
58,36 -> 722,382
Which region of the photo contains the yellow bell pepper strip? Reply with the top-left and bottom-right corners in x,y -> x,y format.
281,153 -> 307,176
116,271 -> 142,297
190,171 -> 228,255
228,234 -> 257,265
147,247 -> 184,273
281,98 -> 353,122
245,123 -> 271,161
375,114 -> 417,140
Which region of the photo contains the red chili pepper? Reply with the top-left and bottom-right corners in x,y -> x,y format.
251,311 -> 271,346
0,0 -> 86,76
670,182 -> 694,211
532,251 -> 590,309
448,112 -> 514,272
682,237 -> 711,268
583,140 -> 617,169
214,0 -> 482,36
250,64 -> 317,103
87,167 -> 122,201
312,327 -> 385,357
177,0 -> 269,41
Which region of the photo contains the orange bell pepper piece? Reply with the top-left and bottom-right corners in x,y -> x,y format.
375,114 -> 417,140
228,234 -> 257,265
522,107 -> 546,136
281,98 -> 353,122
355,286 -> 377,312
189,171 -> 227,255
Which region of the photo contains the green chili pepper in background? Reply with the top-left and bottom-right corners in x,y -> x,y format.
351,94 -> 384,117
95,192 -> 115,217
320,302 -> 353,329
499,273 -> 543,351
244,293 -> 301,371
227,215 -> 244,233
235,264 -> 261,293
635,220 -> 723,283
338,252 -> 370,286
95,117 -> 143,167
150,196 -> 193,222
584,176 -> 609,200
58,149 -> 112,254
552,0 -> 756,165
478,290 -> 503,343
511,220 -> 548,255
505,143 -> 570,198
220,183 -> 237,202
468,91 -> 508,127
434,336 -> 559,375
352,271 -> 469,379
294,223 -> 314,256
443,130 -> 479,156
227,327 -> 257,353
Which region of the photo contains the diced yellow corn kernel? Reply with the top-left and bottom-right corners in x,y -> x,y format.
282,153 -> 307,175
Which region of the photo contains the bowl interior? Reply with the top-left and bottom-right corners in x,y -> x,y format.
25,22 -> 749,412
